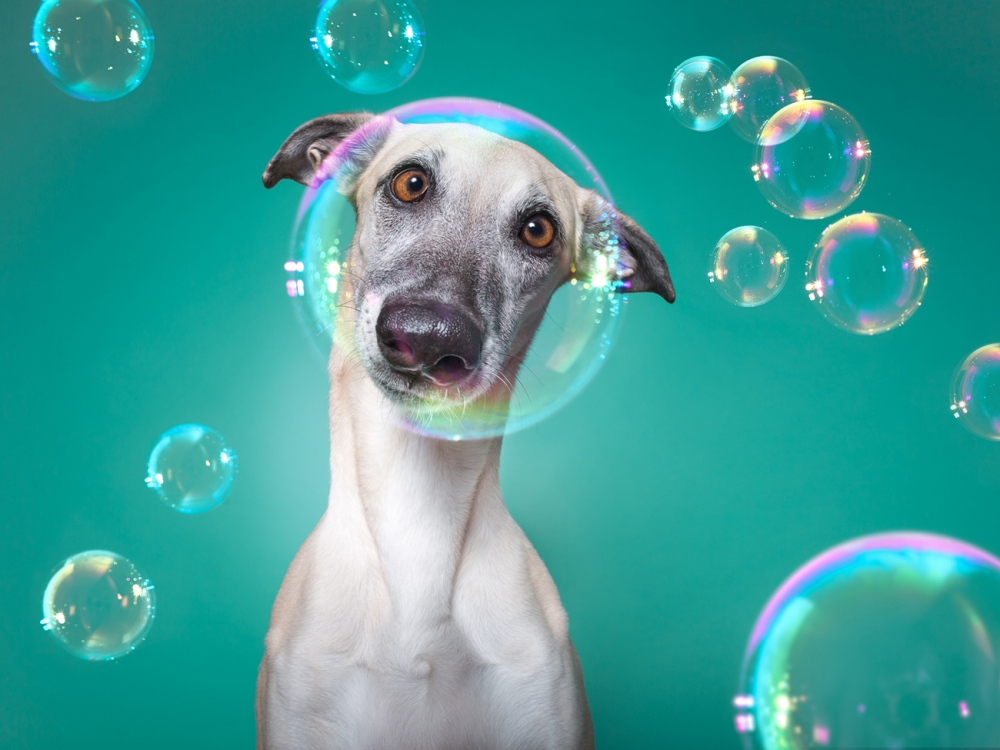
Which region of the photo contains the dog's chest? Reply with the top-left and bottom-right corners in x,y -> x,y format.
274,597 -> 574,749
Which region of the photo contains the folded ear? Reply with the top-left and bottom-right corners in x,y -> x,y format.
578,190 -> 676,303
262,112 -> 388,189
616,210 -> 676,303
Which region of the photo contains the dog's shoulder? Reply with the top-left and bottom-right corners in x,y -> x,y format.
524,541 -> 570,641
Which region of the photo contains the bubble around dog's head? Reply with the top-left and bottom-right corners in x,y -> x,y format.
265,111 -> 674,415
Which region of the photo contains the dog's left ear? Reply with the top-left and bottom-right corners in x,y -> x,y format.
578,190 -> 676,303
263,112 -> 389,189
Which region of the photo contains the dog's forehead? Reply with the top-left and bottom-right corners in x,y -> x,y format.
361,121 -> 580,214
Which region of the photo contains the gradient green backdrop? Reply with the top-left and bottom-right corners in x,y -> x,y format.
2,0 -> 999,747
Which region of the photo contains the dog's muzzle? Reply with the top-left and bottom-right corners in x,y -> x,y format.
376,300 -> 483,387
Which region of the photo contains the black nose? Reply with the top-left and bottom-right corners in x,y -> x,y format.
376,301 -> 483,385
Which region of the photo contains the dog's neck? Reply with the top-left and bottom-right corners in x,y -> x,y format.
324,344 -> 505,627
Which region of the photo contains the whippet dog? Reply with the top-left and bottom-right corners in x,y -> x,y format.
256,111 -> 675,750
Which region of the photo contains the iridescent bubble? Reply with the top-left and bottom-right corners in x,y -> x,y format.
145,424 -> 237,513
708,226 -> 788,307
30,0 -> 154,102
805,213 -> 928,335
735,532 -> 1000,749
311,0 -> 424,95
41,550 -> 155,660
950,345 -> 1000,440
753,101 -> 871,220
287,98 -> 627,440
730,56 -> 811,142
665,56 -> 737,132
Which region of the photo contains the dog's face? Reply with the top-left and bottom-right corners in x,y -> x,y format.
264,112 -> 674,409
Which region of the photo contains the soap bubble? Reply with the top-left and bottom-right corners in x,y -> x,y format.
753,101 -> 870,220
30,0 -> 154,102
286,97 -> 625,440
730,57 -> 810,142
805,213 -> 928,335
735,532 -> 1000,749
665,56 -> 737,131
145,424 -> 237,513
708,226 -> 788,307
41,550 -> 155,660
950,345 -> 1000,440
311,0 -> 424,95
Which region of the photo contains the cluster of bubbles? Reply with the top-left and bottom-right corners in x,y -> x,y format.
735,533 -> 1000,749
666,54 -> 925,335
286,97 -> 625,440
41,423 -> 236,660
31,0 -> 426,100
668,57 -> 1000,750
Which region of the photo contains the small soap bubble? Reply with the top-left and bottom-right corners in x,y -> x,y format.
41,550 -> 155,660
950,345 -> 1000,440
753,101 -> 871,219
31,0 -> 154,102
805,213 -> 928,335
736,532 -> 1000,749
708,226 -> 788,307
145,424 -> 237,513
730,56 -> 810,142
665,56 -> 737,131
311,0 -> 424,95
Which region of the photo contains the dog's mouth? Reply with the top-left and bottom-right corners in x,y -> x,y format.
370,354 -> 497,406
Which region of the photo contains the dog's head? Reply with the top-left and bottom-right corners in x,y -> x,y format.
264,112 -> 674,409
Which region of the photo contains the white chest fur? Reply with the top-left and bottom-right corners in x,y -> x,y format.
256,348 -> 593,750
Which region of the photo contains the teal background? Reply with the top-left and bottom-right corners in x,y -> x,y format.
2,0 -> 999,746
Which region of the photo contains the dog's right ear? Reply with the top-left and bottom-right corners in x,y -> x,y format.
262,112 -> 389,189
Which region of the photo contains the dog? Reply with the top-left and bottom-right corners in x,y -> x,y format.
256,110 -> 674,750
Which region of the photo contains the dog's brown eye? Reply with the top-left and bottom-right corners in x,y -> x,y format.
391,168 -> 429,202
520,215 -> 555,249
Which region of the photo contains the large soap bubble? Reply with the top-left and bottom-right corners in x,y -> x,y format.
145,424 -> 237,513
730,57 -> 810,143
708,226 -> 787,307
805,213 -> 928,335
30,0 -> 154,102
950,344 -> 1000,440
41,550 -> 156,660
311,0 -> 425,94
285,97 -> 627,440
753,101 -> 871,220
735,532 -> 1000,749
665,56 -> 737,132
